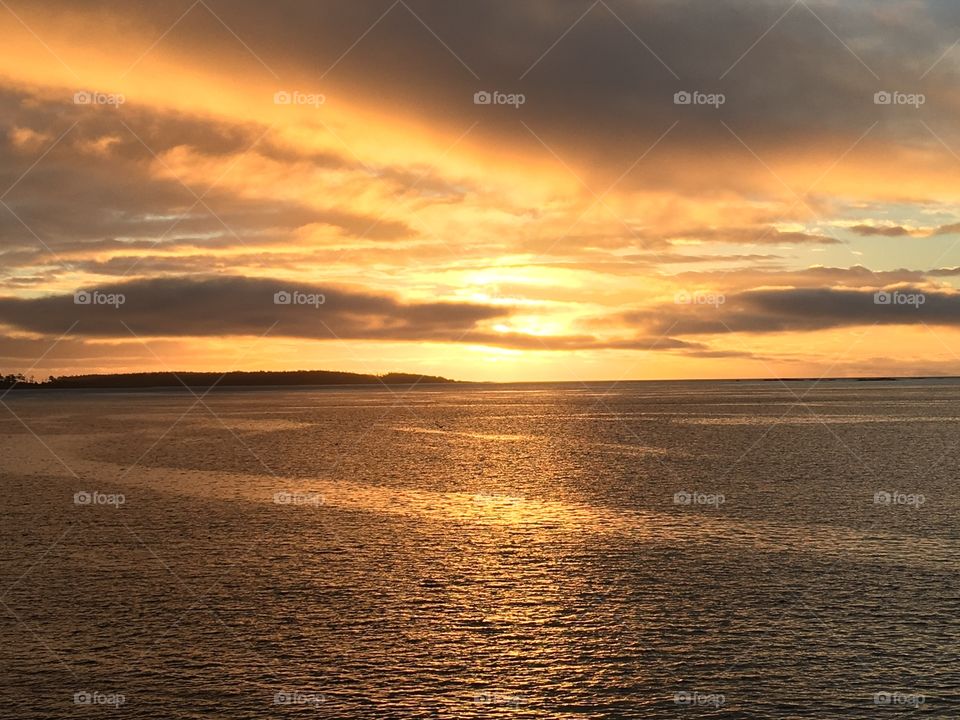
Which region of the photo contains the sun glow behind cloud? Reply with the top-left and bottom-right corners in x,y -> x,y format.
3,1 -> 960,380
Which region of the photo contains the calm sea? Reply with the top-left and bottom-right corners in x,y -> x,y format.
1,380 -> 957,717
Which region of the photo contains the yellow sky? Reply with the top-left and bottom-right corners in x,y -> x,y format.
2,1 -> 960,380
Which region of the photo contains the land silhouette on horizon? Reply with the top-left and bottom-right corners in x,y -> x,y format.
0,369 -> 456,390
3,370 -> 959,391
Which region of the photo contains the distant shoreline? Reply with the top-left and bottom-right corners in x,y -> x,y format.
3,371 -> 960,392
0,370 -> 457,391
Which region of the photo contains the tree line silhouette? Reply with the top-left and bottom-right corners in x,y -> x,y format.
0,370 -> 455,390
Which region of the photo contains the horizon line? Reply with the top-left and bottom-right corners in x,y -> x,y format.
4,368 -> 960,390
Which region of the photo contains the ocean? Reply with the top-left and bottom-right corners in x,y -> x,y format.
0,380 -> 956,717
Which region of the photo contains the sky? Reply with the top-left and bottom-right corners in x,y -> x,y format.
2,0 -> 960,381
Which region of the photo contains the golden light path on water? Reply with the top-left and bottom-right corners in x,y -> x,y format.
1,383 -> 958,717
0,430 -> 952,570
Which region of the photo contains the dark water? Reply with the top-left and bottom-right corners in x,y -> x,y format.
1,380 -> 958,718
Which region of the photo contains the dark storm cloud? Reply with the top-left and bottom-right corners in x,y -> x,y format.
661,264 -> 944,290
0,276 -> 718,353
0,88 -> 412,258
453,333 -> 704,352
626,286 -> 959,336
0,334 -> 175,368
8,241 -> 492,282
661,227 -> 840,246
0,276 -> 508,341
4,0 -> 949,278
931,222 -> 960,236
31,0 -> 960,178
0,327 -> 707,366
849,224 -> 912,237
848,222 -> 960,238
11,90 -> 467,202
521,225 -> 839,260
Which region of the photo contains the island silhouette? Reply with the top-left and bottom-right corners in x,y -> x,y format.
0,370 -> 456,390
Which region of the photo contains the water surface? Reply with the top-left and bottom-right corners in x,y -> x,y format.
1,380 -> 957,717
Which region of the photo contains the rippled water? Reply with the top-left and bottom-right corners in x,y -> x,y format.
1,380 -> 958,717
